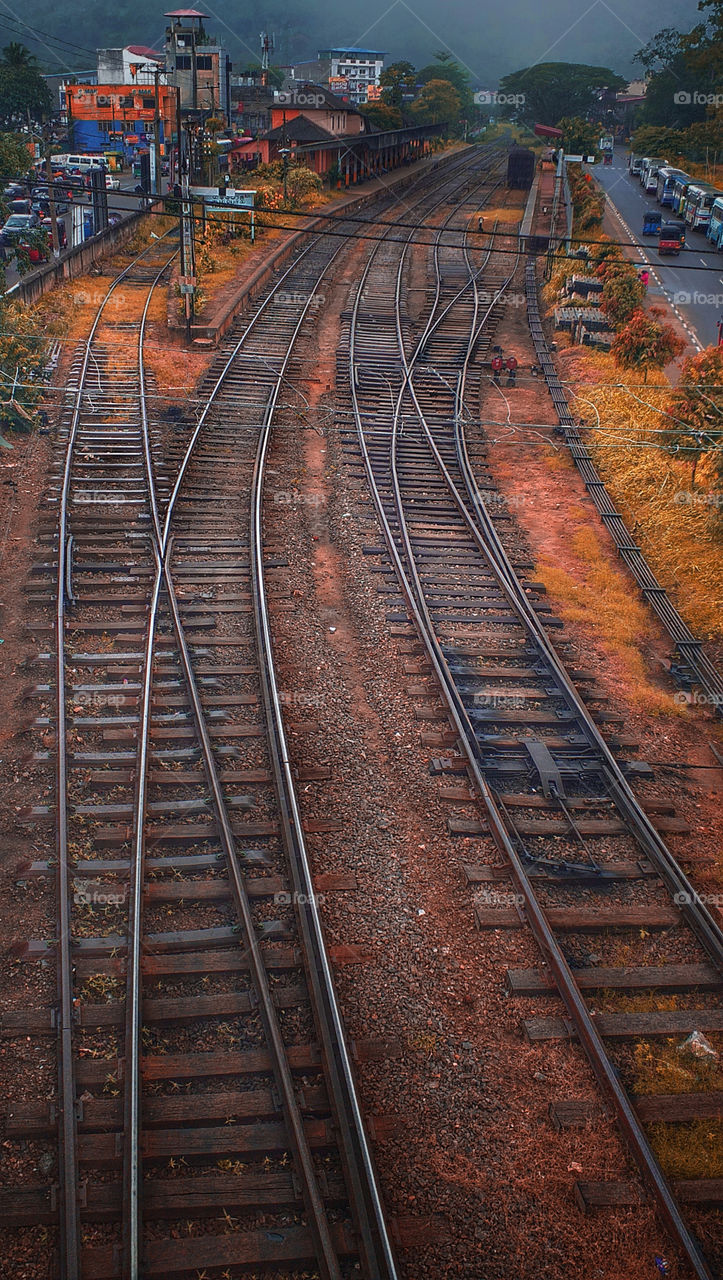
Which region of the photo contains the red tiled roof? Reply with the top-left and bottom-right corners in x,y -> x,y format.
127,45 -> 164,60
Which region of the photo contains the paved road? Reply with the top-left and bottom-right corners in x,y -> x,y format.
3,180 -> 155,293
592,149 -> 723,350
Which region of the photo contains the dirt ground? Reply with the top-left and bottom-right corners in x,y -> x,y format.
0,174 -> 721,1279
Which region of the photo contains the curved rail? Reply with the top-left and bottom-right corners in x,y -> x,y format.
53,229 -> 178,1280
348,181 -> 721,1280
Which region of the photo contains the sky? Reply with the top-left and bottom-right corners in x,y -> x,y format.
9,0 -> 704,83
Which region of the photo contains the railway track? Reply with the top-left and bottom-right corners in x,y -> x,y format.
344,167 -> 723,1277
3,146 -> 506,1280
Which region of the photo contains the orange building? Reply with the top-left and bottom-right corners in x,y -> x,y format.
65,82 -> 177,165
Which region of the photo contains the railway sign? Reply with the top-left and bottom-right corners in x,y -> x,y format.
189,186 -> 255,209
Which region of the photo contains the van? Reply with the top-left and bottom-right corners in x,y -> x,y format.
65,154 -> 105,173
628,154 -> 642,174
643,159 -> 665,193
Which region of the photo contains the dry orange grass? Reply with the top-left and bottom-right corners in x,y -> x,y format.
556,349 -> 723,644
537,522 -> 682,716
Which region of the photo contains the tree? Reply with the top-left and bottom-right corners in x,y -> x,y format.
0,131 -> 34,178
633,27 -> 684,73
409,79 -> 461,126
497,62 -> 626,127
667,345 -> 723,487
556,116 -> 599,156
611,307 -> 685,382
379,60 -> 416,109
361,102 -> 403,130
417,53 -> 474,119
600,265 -> 646,328
0,42 -> 52,124
589,236 -> 624,274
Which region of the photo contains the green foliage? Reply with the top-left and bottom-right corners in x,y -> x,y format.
667,345 -> 723,492
556,116 -> 599,157
417,54 -> 474,120
0,130 -> 33,177
600,264 -> 646,328
0,43 -> 52,124
409,79 -> 461,126
361,102 -> 404,131
567,165 -> 605,232
284,163 -> 322,206
631,5 -> 723,155
0,295 -> 62,431
497,62 -> 626,127
610,307 -> 686,381
379,60 -> 416,109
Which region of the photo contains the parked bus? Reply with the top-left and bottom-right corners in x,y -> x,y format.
671,174 -> 694,216
707,196 -> 723,250
656,166 -> 689,207
684,183 -> 723,231
628,154 -> 643,175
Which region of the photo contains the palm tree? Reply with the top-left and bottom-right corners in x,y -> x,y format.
1,43 -> 38,70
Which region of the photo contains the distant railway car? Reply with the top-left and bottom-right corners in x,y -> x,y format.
507,147 -> 536,189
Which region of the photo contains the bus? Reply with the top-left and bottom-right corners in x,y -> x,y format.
671,174 -> 694,216
684,183 -> 723,231
707,196 -> 723,250
656,166 -> 689,207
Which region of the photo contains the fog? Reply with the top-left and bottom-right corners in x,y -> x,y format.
24,0 -> 701,82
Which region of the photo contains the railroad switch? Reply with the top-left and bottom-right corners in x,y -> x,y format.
523,738 -> 566,799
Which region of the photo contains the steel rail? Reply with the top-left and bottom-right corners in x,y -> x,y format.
349,193 -> 719,1280
401,199 -> 723,970
128,184 -> 470,1272
135,149 -> 501,1276
121,247 -> 179,1280
129,266 -> 346,1280
52,229 -> 178,1280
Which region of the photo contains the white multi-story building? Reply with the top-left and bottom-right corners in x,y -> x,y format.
290,47 -> 385,105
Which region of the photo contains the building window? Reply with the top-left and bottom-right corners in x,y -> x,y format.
196,55 -> 212,69
176,55 -> 191,69
142,97 -> 154,109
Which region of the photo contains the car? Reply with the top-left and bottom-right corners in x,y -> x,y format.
40,215 -> 67,249
18,237 -> 50,264
105,173 -> 120,190
30,186 -> 69,215
0,211 -> 40,244
9,198 -> 33,215
3,182 -> 29,200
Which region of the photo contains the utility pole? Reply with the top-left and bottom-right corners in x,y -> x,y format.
152,63 -> 163,197
43,127 -> 60,258
175,85 -> 182,186
179,124 -> 196,341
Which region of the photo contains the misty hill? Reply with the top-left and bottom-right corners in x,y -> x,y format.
24,0 -> 699,84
